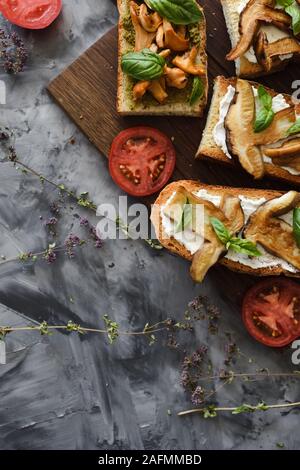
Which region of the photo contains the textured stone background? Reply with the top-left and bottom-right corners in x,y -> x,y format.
0,0 -> 299,450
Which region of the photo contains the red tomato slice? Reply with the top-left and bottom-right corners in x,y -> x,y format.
0,0 -> 62,30
242,278 -> 300,348
109,127 -> 176,197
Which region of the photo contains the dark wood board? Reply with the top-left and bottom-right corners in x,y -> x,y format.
47,0 -> 300,297
47,0 -> 300,199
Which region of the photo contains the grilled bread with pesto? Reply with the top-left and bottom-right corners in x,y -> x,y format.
117,0 -> 208,116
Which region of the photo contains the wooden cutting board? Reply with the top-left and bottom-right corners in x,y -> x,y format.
47,0 -> 299,198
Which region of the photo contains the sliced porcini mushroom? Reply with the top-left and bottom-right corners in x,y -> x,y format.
270,156 -> 300,172
220,194 -> 245,233
164,66 -> 188,89
172,47 -> 206,76
253,107 -> 296,145
225,79 -> 265,179
163,18 -> 189,52
138,3 -> 162,33
244,191 -> 300,270
264,138 -> 300,158
225,79 -> 296,179
130,1 -> 156,51
162,187 -> 244,282
148,77 -> 168,103
255,33 -> 300,71
132,80 -> 151,100
227,0 -> 291,61
190,193 -> 244,282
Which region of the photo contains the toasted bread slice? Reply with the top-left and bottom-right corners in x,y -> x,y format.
117,0 -> 208,116
221,0 -> 296,78
197,76 -> 300,186
151,180 -> 300,279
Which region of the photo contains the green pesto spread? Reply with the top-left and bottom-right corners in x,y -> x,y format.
122,13 -> 135,47
188,23 -> 201,48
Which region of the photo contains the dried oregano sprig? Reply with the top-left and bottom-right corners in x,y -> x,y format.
0,134 -> 162,251
0,28 -> 28,74
0,317 -> 174,346
178,401 -> 300,418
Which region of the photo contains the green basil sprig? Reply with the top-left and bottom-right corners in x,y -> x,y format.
145,0 -> 202,25
276,0 -> 300,36
121,49 -> 165,81
189,76 -> 204,105
210,217 -> 262,257
175,201 -> 193,233
287,118 -> 300,135
253,85 -> 275,133
293,208 -> 300,247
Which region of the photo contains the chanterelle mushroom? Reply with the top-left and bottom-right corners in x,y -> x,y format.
130,1 -> 156,51
139,3 -> 162,33
163,18 -> 189,52
227,0 -> 291,61
132,80 -> 151,100
172,47 -> 206,76
148,77 -> 168,103
164,66 -> 188,89
244,191 -> 300,270
225,79 -> 296,179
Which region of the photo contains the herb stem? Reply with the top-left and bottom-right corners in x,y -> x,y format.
178,401 -> 300,417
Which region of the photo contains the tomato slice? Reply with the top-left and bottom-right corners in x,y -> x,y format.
242,279 -> 300,348
109,127 -> 176,197
0,0 -> 62,29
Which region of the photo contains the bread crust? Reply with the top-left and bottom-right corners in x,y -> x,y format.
151,180 -> 300,278
117,0 -> 208,116
197,76 -> 300,186
221,0 -> 295,78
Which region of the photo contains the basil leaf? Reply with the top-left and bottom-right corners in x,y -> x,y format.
189,76 -> 204,105
293,207 -> 300,248
175,202 -> 193,232
258,85 -> 272,110
210,217 -> 261,257
286,3 -> 300,36
254,107 -> 275,133
253,86 -> 274,133
145,0 -> 202,25
228,238 -> 262,257
287,118 -> 300,135
210,217 -> 231,245
276,0 -> 293,7
121,49 -> 165,81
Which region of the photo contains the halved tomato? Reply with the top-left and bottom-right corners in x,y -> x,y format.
0,0 -> 62,30
109,127 -> 176,197
242,278 -> 300,348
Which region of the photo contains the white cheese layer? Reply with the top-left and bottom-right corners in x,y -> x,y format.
161,189 -> 298,273
212,85 -> 236,159
236,0 -> 297,64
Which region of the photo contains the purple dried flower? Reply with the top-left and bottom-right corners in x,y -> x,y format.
191,386 -> 205,406
43,244 -> 57,264
65,234 -> 85,258
79,217 -> 89,227
45,217 -> 58,227
0,28 -> 28,74
50,202 -> 60,216
0,130 -> 9,141
89,225 -> 103,249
